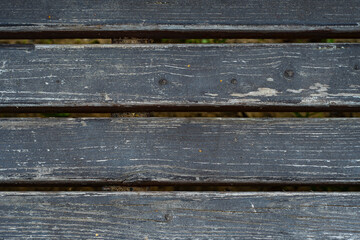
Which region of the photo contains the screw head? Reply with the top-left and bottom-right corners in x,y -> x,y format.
158,79 -> 168,85
230,78 -> 237,84
164,214 -> 172,222
284,70 -> 294,78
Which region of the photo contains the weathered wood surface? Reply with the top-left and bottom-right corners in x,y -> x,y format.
1,192 -> 360,239
1,44 -> 360,112
1,0 -> 360,38
1,117 -> 360,185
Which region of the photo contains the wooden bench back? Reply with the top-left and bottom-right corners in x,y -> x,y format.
1,1 -> 360,239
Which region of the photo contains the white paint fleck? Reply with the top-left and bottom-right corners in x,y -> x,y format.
231,88 -> 279,98
250,201 -> 257,213
13,149 -> 29,153
317,45 -> 337,50
35,167 -> 53,178
96,160 -> 108,162
309,83 -> 329,97
104,94 -> 112,101
0,61 -> 8,75
287,89 -> 305,93
227,98 -> 260,103
298,71 -> 309,77
300,82 -> 360,103
205,93 -> 218,97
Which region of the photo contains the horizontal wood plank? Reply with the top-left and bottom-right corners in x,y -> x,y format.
1,44 -> 360,112
1,0 -> 360,38
1,192 -> 360,239
1,117 -> 360,185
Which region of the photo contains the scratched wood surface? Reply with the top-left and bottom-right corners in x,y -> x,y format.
1,117 -> 360,185
1,192 -> 360,239
1,44 -> 360,112
1,0 -> 360,38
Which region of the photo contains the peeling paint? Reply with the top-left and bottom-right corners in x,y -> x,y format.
287,89 -> 305,94
205,93 -> 218,97
309,83 -> 330,97
104,94 -> 112,101
231,88 -> 279,98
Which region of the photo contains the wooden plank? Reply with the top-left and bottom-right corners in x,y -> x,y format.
1,44 -> 360,112
1,0 -> 360,38
1,192 -> 360,239
1,117 -> 360,185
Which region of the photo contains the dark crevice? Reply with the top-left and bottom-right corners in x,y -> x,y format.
1,184 -> 360,192
1,112 -> 359,118
2,38 -> 360,44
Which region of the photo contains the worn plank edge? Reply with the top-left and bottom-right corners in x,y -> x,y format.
1,192 -> 360,239
1,117 -> 360,185
2,43 -> 360,112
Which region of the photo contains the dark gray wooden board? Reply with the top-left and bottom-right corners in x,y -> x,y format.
1,44 -> 360,112
1,192 -> 360,239
1,0 -> 360,38
1,117 -> 360,185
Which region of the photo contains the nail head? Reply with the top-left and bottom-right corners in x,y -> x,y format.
284,70 -> 294,78
164,214 -> 172,221
159,79 -> 168,85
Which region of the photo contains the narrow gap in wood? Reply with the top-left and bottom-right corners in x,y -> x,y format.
3,38 -> 360,44
1,185 -> 360,192
2,32 -> 360,39
2,106 -> 360,113
1,112 -> 360,118
111,38 -> 154,44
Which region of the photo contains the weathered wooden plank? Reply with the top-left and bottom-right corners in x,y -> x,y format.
1,44 -> 360,112
1,192 -> 360,239
1,117 -> 360,185
1,0 -> 360,38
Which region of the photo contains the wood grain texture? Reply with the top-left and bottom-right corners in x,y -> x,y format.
1,44 -> 360,112
1,192 -> 360,239
1,117 -> 360,185
1,0 -> 360,38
